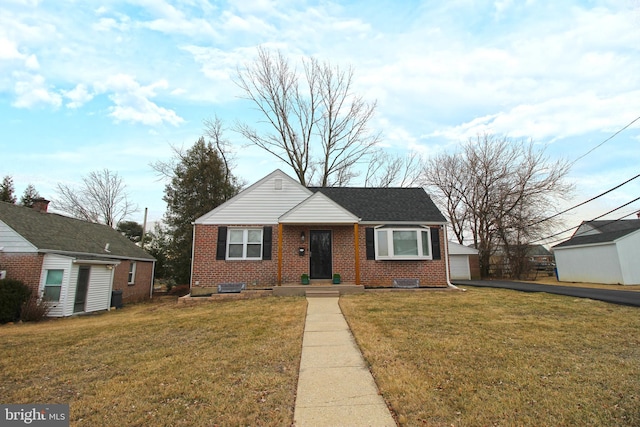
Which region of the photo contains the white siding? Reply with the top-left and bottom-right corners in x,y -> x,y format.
280,192 -> 359,224
40,254 -> 74,317
555,243 -> 623,284
41,256 -> 116,317
615,230 -> 640,285
84,265 -> 113,313
196,170 -> 312,225
450,255 -> 471,280
0,220 -> 37,252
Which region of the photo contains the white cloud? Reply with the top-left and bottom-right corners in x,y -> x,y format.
426,91 -> 640,143
94,74 -> 184,126
62,83 -> 94,108
12,73 -> 61,108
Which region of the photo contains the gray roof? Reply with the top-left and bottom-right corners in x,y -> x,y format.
309,187 -> 447,223
554,219 -> 640,248
0,202 -> 155,261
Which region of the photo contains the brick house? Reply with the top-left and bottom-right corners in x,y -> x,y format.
191,169 -> 451,293
0,199 -> 155,317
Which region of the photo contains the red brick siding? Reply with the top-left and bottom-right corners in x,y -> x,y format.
192,224 -> 278,288
0,252 -> 44,293
359,226 -> 448,288
192,224 -> 448,288
112,260 -> 154,302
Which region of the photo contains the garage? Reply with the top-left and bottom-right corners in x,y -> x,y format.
448,241 -> 479,280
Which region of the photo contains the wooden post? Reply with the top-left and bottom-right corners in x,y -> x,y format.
354,223 -> 360,285
277,223 -> 283,285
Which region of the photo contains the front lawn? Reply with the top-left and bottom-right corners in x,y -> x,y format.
340,289 -> 640,426
0,297 -> 307,426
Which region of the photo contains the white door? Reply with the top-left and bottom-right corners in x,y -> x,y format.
450,255 -> 470,280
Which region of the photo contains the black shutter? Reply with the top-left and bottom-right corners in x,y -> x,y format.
262,226 -> 273,260
365,228 -> 375,260
431,227 -> 441,260
216,226 -> 227,260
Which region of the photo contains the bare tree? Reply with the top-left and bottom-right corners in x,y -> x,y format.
234,47 -> 380,186
365,150 -> 425,187
54,169 -> 137,227
203,115 -> 235,186
423,134 -> 572,278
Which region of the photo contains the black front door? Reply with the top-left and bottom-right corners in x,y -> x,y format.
74,266 -> 90,313
309,230 -> 332,279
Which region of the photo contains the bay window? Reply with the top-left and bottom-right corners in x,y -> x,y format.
375,227 -> 431,260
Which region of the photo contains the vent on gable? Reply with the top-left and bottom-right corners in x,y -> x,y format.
274,178 -> 283,190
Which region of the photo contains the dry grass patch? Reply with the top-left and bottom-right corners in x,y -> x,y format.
0,297 -> 307,426
341,289 -> 640,426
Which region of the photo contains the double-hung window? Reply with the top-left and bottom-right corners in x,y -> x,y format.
227,228 -> 263,260
375,227 -> 431,260
43,269 -> 63,301
128,262 -> 136,285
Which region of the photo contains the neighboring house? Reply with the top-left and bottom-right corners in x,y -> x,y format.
191,169 -> 449,292
553,218 -> 640,285
0,199 -> 155,316
448,241 -> 480,280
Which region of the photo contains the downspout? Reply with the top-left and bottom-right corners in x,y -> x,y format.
189,223 -> 196,294
149,260 -> 156,299
443,226 -> 463,291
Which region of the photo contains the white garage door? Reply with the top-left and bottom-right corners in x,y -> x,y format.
450,255 -> 470,280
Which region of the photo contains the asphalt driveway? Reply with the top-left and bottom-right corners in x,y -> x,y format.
453,280 -> 640,307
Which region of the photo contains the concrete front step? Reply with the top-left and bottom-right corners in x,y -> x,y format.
305,289 -> 340,298
273,284 -> 365,297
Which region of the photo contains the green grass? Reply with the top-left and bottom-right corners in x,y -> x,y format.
340,288 -> 640,426
0,297 -> 307,426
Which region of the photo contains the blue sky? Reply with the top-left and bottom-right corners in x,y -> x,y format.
1,0 -> 639,239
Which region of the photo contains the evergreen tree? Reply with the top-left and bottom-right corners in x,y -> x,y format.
19,184 -> 41,207
117,220 -> 144,243
160,137 -> 241,284
0,176 -> 17,204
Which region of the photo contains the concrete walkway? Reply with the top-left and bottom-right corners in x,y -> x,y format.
293,296 -> 396,427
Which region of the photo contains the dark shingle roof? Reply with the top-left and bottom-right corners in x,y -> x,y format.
554,219 -> 640,248
309,187 -> 446,223
0,202 -> 155,261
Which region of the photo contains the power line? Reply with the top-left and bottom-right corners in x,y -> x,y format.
528,172 -> 640,227
530,197 -> 640,245
568,114 -> 640,167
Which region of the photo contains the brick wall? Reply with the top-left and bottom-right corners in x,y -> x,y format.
192,224 -> 448,289
192,224 -> 278,288
0,252 -> 44,293
112,260 -> 154,302
359,226 -> 448,288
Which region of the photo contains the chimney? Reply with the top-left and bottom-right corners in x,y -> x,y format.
32,198 -> 50,213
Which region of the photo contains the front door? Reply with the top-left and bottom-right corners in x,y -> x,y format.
74,266 -> 90,313
310,230 -> 332,279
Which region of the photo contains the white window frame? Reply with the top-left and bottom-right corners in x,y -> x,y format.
128,262 -> 136,285
43,269 -> 64,301
226,228 -> 263,260
375,227 -> 432,260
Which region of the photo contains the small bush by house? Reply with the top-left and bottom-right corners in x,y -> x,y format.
0,278 -> 31,323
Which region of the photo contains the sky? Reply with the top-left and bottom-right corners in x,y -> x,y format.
1,0 -> 639,243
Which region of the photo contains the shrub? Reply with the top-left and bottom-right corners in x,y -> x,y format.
20,294 -> 51,322
0,279 -> 31,323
